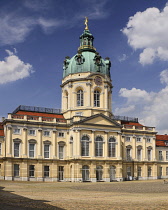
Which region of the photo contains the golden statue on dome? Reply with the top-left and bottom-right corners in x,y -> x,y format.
84,17 -> 89,30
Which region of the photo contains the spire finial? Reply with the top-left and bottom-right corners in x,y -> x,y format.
84,17 -> 89,30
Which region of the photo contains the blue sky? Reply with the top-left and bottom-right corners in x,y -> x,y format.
0,0 -> 168,134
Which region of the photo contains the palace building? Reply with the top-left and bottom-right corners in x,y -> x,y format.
0,19 -> 168,182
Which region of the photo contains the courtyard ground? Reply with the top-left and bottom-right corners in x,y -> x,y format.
0,180 -> 168,210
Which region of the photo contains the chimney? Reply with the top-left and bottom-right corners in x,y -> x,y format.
1,117 -> 5,122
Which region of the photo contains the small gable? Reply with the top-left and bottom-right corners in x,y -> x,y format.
76,114 -> 122,128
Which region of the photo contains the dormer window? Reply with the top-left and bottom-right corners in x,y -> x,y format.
75,54 -> 85,65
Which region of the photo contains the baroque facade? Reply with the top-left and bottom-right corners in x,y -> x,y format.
0,20 -> 168,182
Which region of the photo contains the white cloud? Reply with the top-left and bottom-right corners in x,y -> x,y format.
118,54 -> 128,62
38,17 -> 64,33
114,105 -> 135,115
122,4 -> 168,65
0,49 -> 33,84
160,69 -> 168,85
0,13 -> 35,45
119,87 -> 150,102
115,69 -> 168,134
0,12 -> 63,46
139,48 -> 156,65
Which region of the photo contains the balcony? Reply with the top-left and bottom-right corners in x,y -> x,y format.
123,124 -> 155,132
9,114 -> 66,124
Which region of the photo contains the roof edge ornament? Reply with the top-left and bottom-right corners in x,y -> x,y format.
84,17 -> 89,30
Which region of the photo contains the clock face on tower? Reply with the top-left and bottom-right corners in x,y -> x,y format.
94,76 -> 102,85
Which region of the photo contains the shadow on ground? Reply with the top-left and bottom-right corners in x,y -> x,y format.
0,186 -> 64,210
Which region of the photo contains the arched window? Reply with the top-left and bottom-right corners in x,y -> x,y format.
108,137 -> 116,157
96,165 -> 103,181
94,90 -> 100,107
81,135 -> 89,156
95,136 -> 103,157
77,89 -> 83,106
82,165 -> 90,181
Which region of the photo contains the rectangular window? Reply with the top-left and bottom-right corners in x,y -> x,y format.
70,142 -> 73,157
13,128 -> 21,134
44,144 -> 49,158
28,129 -> 36,136
58,132 -> 64,137
137,149 -> 141,161
159,151 -> 163,160
147,138 -> 151,143
44,131 -> 50,137
0,143 -> 1,155
29,165 -> 35,177
166,151 -> 168,161
29,144 -> 35,158
159,167 -> 162,176
14,164 -> 19,177
136,137 -> 141,142
126,137 -> 131,142
58,166 -> 64,181
137,167 -> 141,177
127,166 -> 131,177
126,148 -> 131,160
59,145 -> 64,159
44,166 -> 49,177
166,167 -> 168,176
147,150 -> 151,161
148,167 -> 152,177
14,142 -> 20,157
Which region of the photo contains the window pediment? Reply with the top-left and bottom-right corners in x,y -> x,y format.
43,140 -> 51,145
28,139 -> 37,144
13,138 -> 22,143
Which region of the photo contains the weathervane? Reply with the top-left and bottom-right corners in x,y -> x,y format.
84,17 -> 89,30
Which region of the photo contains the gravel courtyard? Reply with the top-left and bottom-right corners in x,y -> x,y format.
0,180 -> 168,210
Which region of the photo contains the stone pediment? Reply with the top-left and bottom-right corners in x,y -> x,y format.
74,113 -> 122,128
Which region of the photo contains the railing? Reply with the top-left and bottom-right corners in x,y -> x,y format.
123,124 -> 154,131
12,105 -> 62,114
10,114 -> 66,123
123,125 -> 133,129
42,117 -> 54,122
135,126 -> 143,130
27,116 -> 39,120
12,115 -> 24,119
113,115 -> 138,123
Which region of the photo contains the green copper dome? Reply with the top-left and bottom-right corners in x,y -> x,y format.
63,20 -> 111,78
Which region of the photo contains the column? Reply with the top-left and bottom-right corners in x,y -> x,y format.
104,85 -> 108,110
152,137 -> 156,161
37,128 -> 42,158
6,125 -> 12,157
37,160 -> 43,181
122,135 -> 125,160
132,135 -> 136,160
91,130 -> 95,158
86,82 -> 91,107
117,132 -> 122,159
5,160 -> 13,180
23,127 -> 27,158
21,161 -> 28,181
51,161 -> 58,182
53,130 -> 57,158
75,130 -> 80,158
68,83 -> 73,110
90,161 -> 96,182
142,136 -> 147,161
104,132 -> 108,158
